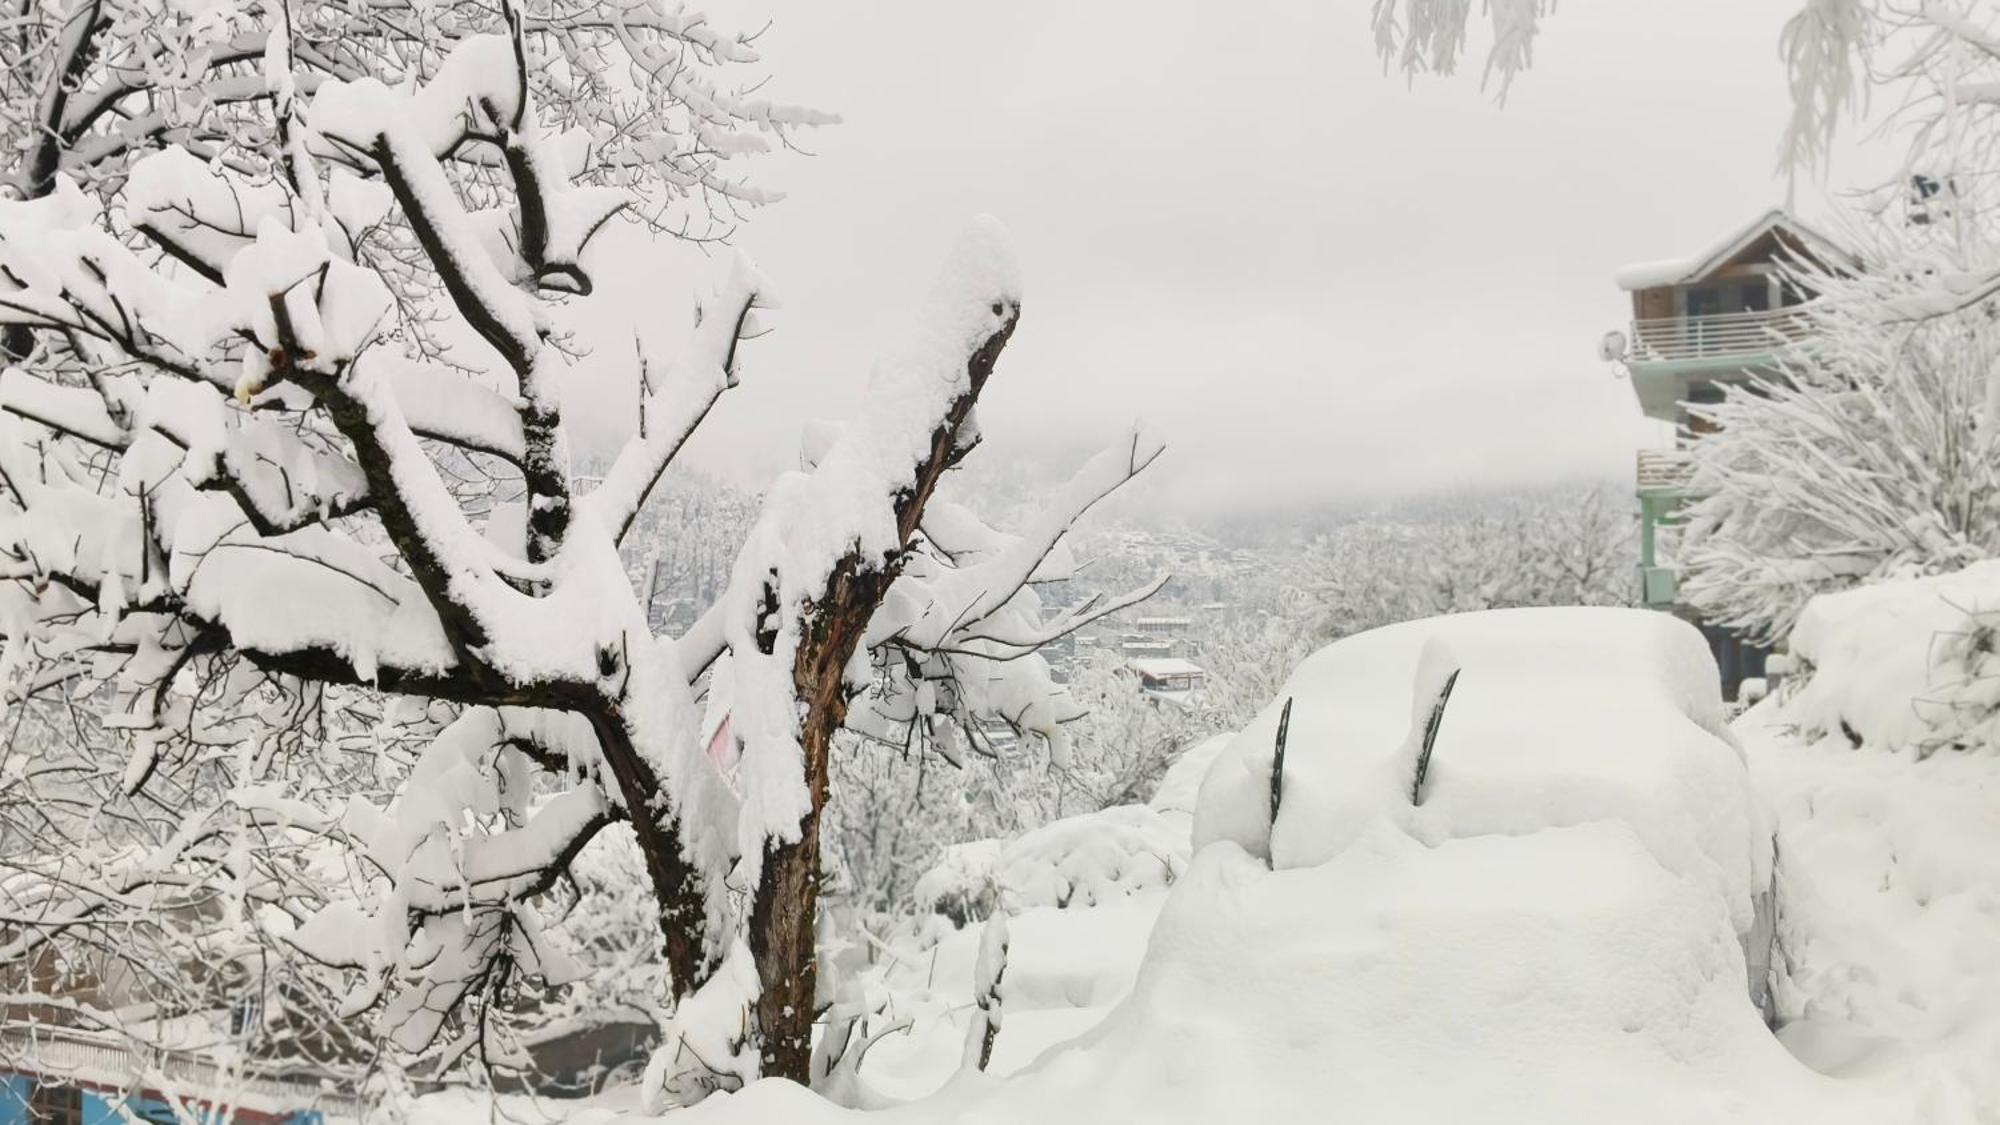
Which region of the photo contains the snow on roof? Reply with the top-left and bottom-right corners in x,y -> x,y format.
1613,207 -> 1854,291
1129,657 -> 1206,679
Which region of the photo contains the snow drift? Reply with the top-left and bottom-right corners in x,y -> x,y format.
1741,562 -> 2000,1117
1783,557 -> 2000,753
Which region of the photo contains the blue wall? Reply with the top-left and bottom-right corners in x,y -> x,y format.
0,1075 -> 31,1125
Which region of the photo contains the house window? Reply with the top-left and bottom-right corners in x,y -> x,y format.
230,993 -> 264,1039
26,1081 -> 84,1125
1685,279 -> 1774,318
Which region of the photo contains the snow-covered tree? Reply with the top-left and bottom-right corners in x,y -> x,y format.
1311,486 -> 1633,639
1370,0 -> 1552,97
825,597 -> 1313,918
1677,250 -> 2000,642
1368,0 -> 1874,172
0,5 -> 1157,1102
0,0 -> 810,365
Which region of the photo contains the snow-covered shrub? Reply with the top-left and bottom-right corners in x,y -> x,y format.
1677,274 -> 2000,643
825,620 -> 1288,917
913,804 -> 1189,923
1780,559 -> 2000,754
900,731 -> 1231,926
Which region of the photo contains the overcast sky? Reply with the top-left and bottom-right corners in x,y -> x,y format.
565,0 -> 1878,519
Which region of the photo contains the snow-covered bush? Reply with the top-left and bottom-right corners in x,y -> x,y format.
907,734 -> 1226,925
913,805 -> 1188,922
1776,559 -> 2000,754
825,612 -> 1294,916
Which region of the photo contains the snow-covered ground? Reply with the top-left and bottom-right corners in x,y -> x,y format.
1745,717 -> 2000,1119
606,608 -> 1915,1123
846,738 -> 1230,1099
414,598 -> 2000,1123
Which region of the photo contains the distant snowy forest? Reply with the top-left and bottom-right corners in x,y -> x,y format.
623,468 -> 1635,914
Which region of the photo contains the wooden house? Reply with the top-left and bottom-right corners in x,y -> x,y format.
1611,208 -> 1857,698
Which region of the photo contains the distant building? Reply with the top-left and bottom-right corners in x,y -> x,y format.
1609,208 -> 1857,699
1125,657 -> 1208,700
1119,637 -> 1175,658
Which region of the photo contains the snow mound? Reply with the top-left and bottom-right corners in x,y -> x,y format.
1785,558 -> 2000,753
857,897 -> 1165,1099
911,736 -> 1227,923
688,825 -> 1898,1124
1743,712 -> 2000,1118
1738,564 -> 2000,1115
914,805 -> 1188,921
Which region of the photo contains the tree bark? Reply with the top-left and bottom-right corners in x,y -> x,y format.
748,559 -> 883,1082
748,302 -> 1018,1083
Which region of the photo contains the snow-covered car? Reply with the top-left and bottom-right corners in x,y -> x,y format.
1193,606 -> 1778,1015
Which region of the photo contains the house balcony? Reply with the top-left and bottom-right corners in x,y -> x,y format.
1629,306 -> 1813,365
1624,306 -> 1815,424
1636,448 -> 1695,497
1635,449 -> 1695,610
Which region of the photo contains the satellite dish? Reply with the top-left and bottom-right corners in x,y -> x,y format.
1597,329 -> 1628,364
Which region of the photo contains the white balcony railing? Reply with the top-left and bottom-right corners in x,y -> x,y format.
1630,306 -> 1813,363
1636,449 -> 1695,494
0,1024 -> 368,1119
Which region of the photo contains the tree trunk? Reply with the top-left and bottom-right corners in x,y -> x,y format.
749,560 -> 882,1082
746,728 -> 832,1082
747,301 -> 1017,1084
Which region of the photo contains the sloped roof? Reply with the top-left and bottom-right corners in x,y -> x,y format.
1614,208 -> 1855,291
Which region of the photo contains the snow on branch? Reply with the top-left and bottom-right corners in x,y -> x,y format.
1372,0 -> 1552,98
886,430 -> 1164,652
586,251 -> 767,545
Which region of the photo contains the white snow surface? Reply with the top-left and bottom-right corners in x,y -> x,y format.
1743,708 -> 2000,1120
1735,563 -> 2000,1117
1784,558 -> 2000,751
648,608 -> 1923,1124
